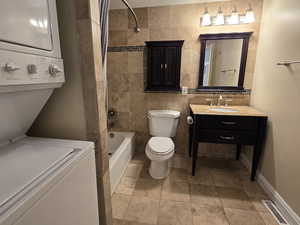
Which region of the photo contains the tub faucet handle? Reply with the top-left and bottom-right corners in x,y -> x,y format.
108,109 -> 116,119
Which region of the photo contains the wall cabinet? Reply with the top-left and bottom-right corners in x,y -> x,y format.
145,41 -> 184,91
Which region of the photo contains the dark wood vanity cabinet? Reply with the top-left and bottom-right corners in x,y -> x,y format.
189,108 -> 267,181
145,41 -> 184,91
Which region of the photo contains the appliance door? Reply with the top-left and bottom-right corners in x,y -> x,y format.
0,142 -> 99,225
0,0 -> 61,58
13,149 -> 99,225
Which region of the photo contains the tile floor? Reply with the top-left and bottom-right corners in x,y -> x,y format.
112,152 -> 280,225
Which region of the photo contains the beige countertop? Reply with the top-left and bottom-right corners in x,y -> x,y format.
190,104 -> 267,117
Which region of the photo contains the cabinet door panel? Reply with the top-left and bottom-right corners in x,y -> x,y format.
148,47 -> 164,88
165,46 -> 180,89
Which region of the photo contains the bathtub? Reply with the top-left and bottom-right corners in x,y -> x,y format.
108,131 -> 135,193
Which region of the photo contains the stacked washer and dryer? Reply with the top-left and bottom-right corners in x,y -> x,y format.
0,1 -> 99,225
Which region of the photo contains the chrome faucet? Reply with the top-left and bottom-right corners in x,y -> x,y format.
217,95 -> 223,106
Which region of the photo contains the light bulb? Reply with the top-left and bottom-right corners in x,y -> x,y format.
201,8 -> 211,26
229,6 -> 239,25
245,5 -> 255,23
215,7 -> 224,25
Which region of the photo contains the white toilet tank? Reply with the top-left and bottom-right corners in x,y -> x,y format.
148,110 -> 180,137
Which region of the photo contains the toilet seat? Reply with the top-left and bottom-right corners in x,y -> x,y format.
148,137 -> 174,155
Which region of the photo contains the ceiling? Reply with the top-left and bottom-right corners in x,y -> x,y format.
110,0 -> 229,9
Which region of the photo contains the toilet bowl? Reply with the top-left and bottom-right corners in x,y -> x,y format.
145,110 -> 180,179
146,137 -> 175,179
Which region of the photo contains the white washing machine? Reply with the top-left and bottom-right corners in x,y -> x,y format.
0,1 -> 99,225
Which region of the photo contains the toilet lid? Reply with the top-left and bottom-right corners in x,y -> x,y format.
148,137 -> 174,155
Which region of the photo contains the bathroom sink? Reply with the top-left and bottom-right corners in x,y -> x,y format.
209,107 -> 238,113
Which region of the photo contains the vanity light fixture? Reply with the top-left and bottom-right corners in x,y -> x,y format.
200,4 -> 255,26
201,7 -> 211,26
215,7 -> 225,25
244,4 -> 255,23
229,6 -> 239,25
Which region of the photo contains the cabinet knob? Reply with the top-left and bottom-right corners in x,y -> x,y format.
27,64 -> 37,74
165,64 -> 167,69
49,64 -> 62,76
219,135 -> 235,141
221,121 -> 237,125
4,63 -> 20,72
187,116 -> 194,125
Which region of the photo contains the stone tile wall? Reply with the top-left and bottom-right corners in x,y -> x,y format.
107,0 -> 263,158
74,0 -> 112,224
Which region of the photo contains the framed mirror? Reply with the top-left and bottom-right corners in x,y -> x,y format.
198,32 -> 252,90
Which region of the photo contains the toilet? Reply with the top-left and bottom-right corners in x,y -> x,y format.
145,110 -> 180,179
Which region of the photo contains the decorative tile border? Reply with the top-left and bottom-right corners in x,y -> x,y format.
189,88 -> 251,95
108,46 -> 146,52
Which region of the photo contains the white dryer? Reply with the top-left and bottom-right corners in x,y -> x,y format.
0,1 -> 99,225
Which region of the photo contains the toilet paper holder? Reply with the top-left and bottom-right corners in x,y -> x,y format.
187,116 -> 194,125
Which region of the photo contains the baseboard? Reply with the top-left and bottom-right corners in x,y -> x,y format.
240,153 -> 300,225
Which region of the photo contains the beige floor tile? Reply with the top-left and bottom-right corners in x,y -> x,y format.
250,196 -> 270,212
211,170 -> 243,189
158,200 -> 193,225
188,167 -> 214,186
133,178 -> 162,200
197,158 -> 236,170
115,177 -> 137,195
217,187 -> 255,211
112,194 -> 131,219
242,180 -> 268,198
190,184 -> 222,208
125,163 -> 143,179
169,168 -> 189,183
124,196 -> 159,224
224,208 -> 265,225
131,151 -> 147,165
113,218 -> 124,225
161,180 -> 190,202
259,211 -> 281,225
170,154 -> 188,169
192,206 -> 229,225
139,165 -> 153,180
123,221 -> 154,225
235,168 -> 251,181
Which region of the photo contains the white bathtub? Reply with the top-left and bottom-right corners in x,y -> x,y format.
108,131 -> 135,193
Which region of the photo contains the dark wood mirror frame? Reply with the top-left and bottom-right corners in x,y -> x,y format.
198,32 -> 253,91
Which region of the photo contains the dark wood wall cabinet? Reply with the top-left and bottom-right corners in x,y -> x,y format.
145,40 -> 184,92
189,107 -> 268,181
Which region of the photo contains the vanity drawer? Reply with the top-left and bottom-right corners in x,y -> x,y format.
197,115 -> 258,131
198,130 -> 257,145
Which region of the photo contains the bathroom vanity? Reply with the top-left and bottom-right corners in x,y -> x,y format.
189,104 -> 267,181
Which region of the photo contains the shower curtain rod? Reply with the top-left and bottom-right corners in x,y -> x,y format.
121,0 -> 140,32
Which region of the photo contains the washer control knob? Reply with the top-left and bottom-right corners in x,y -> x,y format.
27,64 -> 37,74
49,64 -> 62,76
4,63 -> 20,72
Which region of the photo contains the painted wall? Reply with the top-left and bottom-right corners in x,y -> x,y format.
108,0 -> 262,156
29,0 -> 87,140
250,0 -> 300,216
